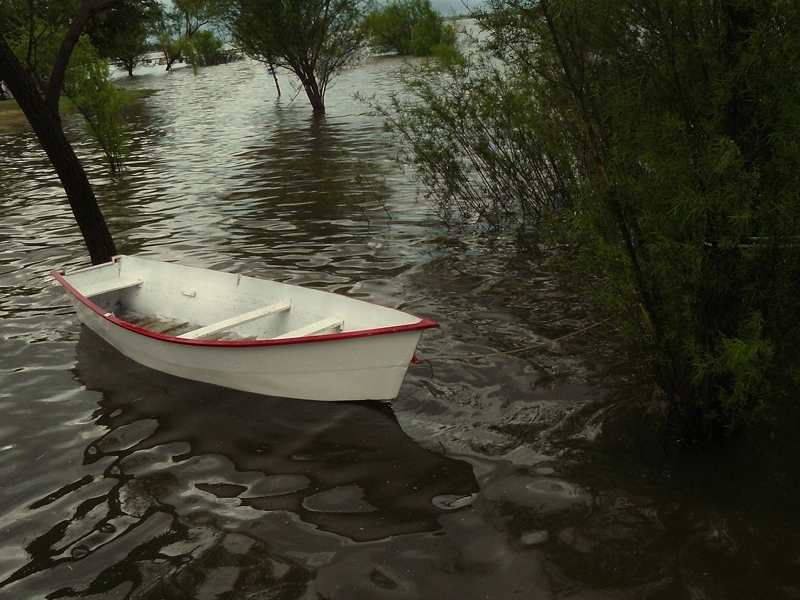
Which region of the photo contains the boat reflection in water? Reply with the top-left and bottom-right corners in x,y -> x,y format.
8,328 -> 477,598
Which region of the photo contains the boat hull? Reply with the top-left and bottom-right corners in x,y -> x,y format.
55,256 -> 437,401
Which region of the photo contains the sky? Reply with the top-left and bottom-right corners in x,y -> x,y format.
430,0 -> 485,16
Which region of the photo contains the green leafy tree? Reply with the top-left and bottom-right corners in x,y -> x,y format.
180,29 -> 230,70
363,0 -> 456,56
226,0 -> 367,113
386,0 -> 800,441
87,0 -> 160,76
156,0 -> 227,70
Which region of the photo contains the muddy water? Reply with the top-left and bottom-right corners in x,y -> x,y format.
1,58 -> 799,599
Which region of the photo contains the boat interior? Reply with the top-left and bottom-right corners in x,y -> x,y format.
82,275 -> 345,342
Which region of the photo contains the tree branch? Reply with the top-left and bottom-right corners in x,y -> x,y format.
45,0 -> 122,110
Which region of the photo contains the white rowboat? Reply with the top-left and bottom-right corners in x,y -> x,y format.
52,255 -> 438,401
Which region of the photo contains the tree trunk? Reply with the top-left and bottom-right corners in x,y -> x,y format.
0,37 -> 118,265
300,72 -> 325,113
268,61 -> 281,97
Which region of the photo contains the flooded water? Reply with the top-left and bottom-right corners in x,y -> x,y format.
1,58 -> 800,600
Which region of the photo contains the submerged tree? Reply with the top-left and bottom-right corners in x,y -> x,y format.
0,0 -> 125,263
87,0 -> 160,76
227,0 -> 367,113
362,0 -> 456,56
387,0 -> 800,440
155,0 -> 228,71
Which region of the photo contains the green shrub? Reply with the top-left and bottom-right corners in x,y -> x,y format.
384,0 -> 800,441
63,37 -> 130,174
363,0 -> 455,56
181,30 -> 230,68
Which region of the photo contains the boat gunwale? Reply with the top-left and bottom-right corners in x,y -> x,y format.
51,267 -> 439,348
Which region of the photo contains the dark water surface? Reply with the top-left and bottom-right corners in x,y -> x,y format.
2,59 -> 800,599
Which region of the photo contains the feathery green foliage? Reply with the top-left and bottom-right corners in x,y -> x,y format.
386,0 -> 800,440
63,38 -> 130,173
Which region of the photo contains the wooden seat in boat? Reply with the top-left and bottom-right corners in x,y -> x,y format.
178,299 -> 292,340
272,316 -> 343,340
82,277 -> 143,297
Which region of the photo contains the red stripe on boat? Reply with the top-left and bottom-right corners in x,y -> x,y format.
52,270 -> 439,348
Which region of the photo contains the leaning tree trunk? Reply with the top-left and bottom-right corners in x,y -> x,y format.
0,37 -> 117,265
